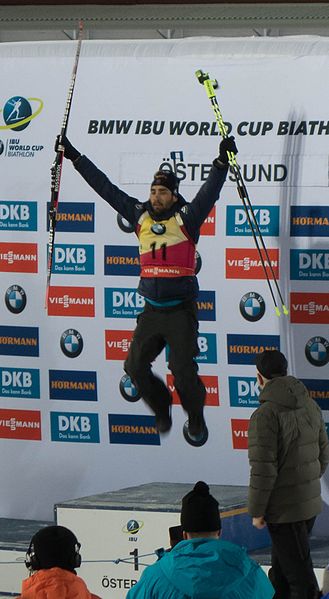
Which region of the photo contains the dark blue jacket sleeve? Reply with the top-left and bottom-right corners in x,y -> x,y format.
74,155 -> 140,225
181,163 -> 228,239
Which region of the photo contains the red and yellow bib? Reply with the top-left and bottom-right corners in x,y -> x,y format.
137,212 -> 196,278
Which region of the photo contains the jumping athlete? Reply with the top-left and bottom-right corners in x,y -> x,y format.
58,135 -> 237,445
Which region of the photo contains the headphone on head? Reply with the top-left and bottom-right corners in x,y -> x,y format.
25,526 -> 81,572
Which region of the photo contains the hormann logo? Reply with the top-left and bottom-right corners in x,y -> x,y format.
227,334 -> 280,365
0,367 -> 40,399
105,330 -> 134,360
47,287 -> 95,317
0,326 -> 39,356
50,412 -> 100,443
226,206 -> 279,237
200,207 -> 216,236
109,414 -> 160,446
104,288 -> 145,318
290,206 -> 329,237
49,370 -> 97,402
301,379 -> 329,410
167,374 -> 219,406
104,246 -> 140,276
0,242 -> 38,273
229,377 -> 260,408
52,244 -> 94,275
231,419 -> 249,450
197,290 -> 216,321
290,250 -> 329,281
46,202 -> 95,233
290,292 -> 329,324
0,409 -> 41,440
0,201 -> 37,231
226,249 -> 279,279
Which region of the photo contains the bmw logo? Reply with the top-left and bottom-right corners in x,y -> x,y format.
117,214 -> 135,233
305,336 -> 329,367
122,519 -> 144,534
60,329 -> 83,358
150,223 -> 166,235
0,140 -> 4,155
5,285 -> 26,314
240,292 -> 265,322
195,251 -> 202,275
119,374 -> 141,402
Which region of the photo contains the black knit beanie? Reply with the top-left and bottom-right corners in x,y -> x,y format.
256,349 -> 288,380
30,525 -> 80,572
151,170 -> 179,195
180,481 -> 221,533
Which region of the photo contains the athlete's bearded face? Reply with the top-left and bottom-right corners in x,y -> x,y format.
149,185 -> 178,214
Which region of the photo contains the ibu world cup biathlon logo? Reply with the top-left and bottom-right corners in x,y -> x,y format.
239,292 -> 265,322
122,519 -> 144,535
1,96 -> 43,131
60,329 -> 83,358
5,285 -> 27,314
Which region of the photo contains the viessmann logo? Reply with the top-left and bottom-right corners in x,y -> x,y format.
0,409 -> 41,440
0,242 -> 38,273
47,287 -> 95,317
290,292 -> 329,324
105,330 -> 134,360
166,374 -> 219,406
200,206 -> 216,236
226,249 -> 279,279
231,419 -> 249,450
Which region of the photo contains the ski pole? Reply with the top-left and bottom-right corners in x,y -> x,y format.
195,69 -> 288,317
45,20 -> 84,309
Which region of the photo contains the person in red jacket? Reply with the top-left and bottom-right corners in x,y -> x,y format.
18,525 -> 101,599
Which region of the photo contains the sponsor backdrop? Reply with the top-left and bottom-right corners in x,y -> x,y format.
0,37 -> 329,532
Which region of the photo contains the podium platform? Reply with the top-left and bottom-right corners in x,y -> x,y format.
1,483 -> 328,598
55,482 -> 270,598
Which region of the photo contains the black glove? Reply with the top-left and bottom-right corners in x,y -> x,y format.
217,136 -> 238,165
55,134 -> 81,162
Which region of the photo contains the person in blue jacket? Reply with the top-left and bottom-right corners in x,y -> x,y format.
59,135 -> 236,445
126,481 -> 274,599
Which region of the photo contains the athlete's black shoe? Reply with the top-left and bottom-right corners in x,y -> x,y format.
155,404 -> 172,434
183,412 -> 208,447
188,412 -> 206,439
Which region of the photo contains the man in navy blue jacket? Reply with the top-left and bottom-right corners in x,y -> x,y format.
59,135 -> 236,445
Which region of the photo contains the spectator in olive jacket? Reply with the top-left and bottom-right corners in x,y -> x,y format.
248,349 -> 329,599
